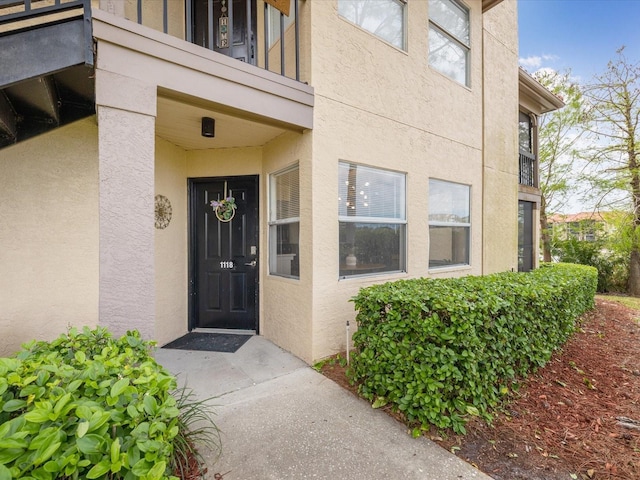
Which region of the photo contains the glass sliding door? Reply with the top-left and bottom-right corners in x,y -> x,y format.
518,200 -> 535,272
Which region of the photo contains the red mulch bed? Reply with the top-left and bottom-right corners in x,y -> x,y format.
174,448 -> 207,480
320,298 -> 640,480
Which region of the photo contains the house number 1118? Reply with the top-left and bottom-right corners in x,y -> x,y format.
220,261 -> 234,269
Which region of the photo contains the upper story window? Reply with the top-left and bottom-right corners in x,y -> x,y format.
429,179 -> 471,269
428,0 -> 470,86
269,164 -> 300,279
519,111 -> 533,154
338,0 -> 407,50
338,162 -> 406,278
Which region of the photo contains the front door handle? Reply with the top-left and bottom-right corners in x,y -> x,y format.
245,260 -> 257,267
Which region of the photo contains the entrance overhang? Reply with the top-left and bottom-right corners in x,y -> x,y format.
92,8 -> 314,136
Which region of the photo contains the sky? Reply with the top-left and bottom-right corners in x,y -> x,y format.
518,0 -> 640,213
518,0 -> 640,82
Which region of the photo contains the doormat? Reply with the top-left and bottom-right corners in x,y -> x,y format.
162,332 -> 252,353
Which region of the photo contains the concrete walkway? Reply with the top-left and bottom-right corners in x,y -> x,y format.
154,336 -> 493,480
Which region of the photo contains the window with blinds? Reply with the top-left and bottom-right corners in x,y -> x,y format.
269,164 -> 300,278
428,178 -> 471,268
338,162 -> 406,278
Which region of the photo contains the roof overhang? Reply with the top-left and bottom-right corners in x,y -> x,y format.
482,0 -> 504,13
519,68 -> 565,115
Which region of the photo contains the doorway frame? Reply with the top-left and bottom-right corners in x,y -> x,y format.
518,199 -> 535,272
187,175 -> 260,333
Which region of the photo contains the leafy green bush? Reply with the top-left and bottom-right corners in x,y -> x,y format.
0,327 -> 217,480
348,263 -> 597,434
552,237 -> 628,292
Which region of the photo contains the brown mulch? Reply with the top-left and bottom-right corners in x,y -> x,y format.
320,298 -> 640,480
173,439 -> 208,480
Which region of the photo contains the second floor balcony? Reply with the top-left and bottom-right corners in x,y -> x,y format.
0,0 -> 311,149
131,0 -> 303,82
1,0 -> 303,81
518,69 -> 565,192
519,149 -> 537,188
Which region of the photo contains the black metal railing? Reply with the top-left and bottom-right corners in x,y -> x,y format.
141,0 -> 301,82
0,0 -> 301,82
519,150 -> 537,187
0,0 -> 93,74
0,0 -> 89,28
0,0 -> 92,64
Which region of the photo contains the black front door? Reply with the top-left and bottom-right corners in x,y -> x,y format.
190,176 -> 258,330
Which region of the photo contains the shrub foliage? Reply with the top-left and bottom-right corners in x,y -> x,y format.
0,327 -> 184,480
348,263 -> 597,434
552,237 -> 628,293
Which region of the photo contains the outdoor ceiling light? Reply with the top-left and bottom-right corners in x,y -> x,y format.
201,117 -> 215,137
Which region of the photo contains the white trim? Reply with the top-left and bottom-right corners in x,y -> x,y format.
339,216 -> 406,224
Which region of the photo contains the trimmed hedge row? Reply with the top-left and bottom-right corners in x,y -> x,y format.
348,263 -> 597,434
0,327 -> 181,480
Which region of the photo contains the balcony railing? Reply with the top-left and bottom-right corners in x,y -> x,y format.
519,150 -> 537,188
136,0 -> 301,82
1,0 -> 302,82
0,0 -> 95,148
0,0 -> 87,24
0,0 -> 93,82
0,0 -> 91,55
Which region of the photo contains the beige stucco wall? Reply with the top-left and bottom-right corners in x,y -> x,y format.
96,101 -> 157,340
98,0 -> 184,40
310,0 -> 483,149
305,0 -> 498,361
155,137 -> 188,346
0,119 -> 99,356
187,147 -> 262,179
482,1 -> 520,273
261,131 -> 314,362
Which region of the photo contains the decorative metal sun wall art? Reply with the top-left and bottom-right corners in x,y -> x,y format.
155,194 -> 172,229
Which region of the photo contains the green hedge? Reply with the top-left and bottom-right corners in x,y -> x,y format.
0,327 -> 181,480
348,263 -> 597,434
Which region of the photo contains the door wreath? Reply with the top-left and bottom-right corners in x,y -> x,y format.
210,181 -> 237,222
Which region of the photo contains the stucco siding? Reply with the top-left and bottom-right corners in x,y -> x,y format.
0,119 -> 99,355
310,0 -> 483,151
261,131 -> 313,363
309,92 -> 484,360
482,1 -> 519,273
155,137 -> 188,346
306,0 -> 495,361
97,105 -> 156,339
187,147 -> 262,179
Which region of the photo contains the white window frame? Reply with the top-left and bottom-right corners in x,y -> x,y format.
269,164 -> 300,279
428,178 -> 471,269
337,0 -> 408,51
428,0 -> 471,86
338,161 -> 407,278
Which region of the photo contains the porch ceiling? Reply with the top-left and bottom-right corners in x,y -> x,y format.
156,96 -> 287,150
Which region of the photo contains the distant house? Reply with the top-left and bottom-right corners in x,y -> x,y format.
547,211 -> 615,243
1,0 -> 561,363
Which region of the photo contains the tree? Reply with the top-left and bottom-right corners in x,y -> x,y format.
583,48 -> 640,295
534,70 -> 590,261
